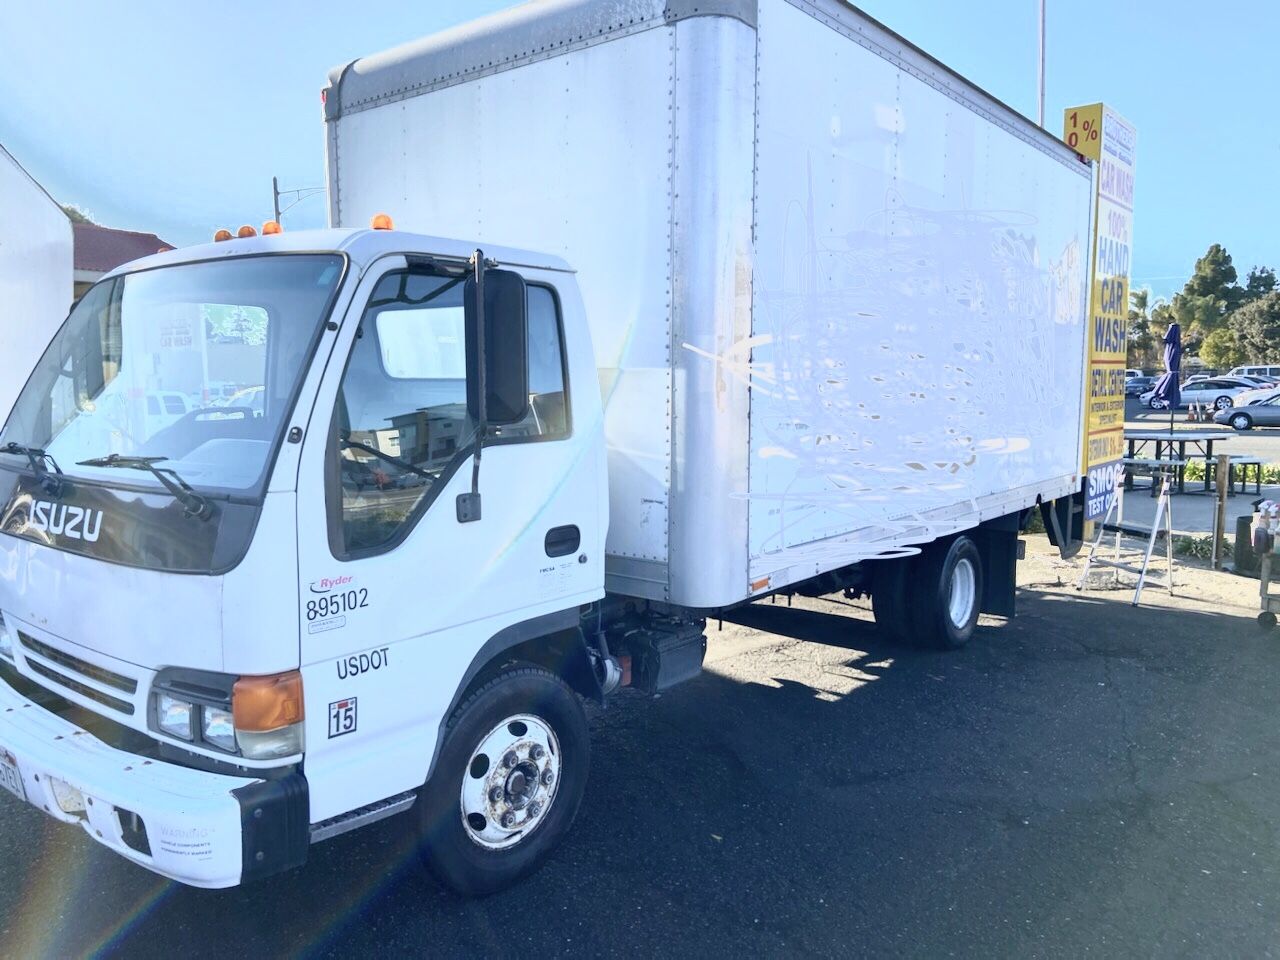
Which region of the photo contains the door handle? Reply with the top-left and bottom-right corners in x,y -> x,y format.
544,525 -> 580,558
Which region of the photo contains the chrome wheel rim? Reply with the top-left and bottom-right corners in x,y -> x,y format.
460,713 -> 561,850
948,558 -> 977,628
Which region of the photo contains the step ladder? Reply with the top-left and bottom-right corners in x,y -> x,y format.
1076,463 -> 1174,606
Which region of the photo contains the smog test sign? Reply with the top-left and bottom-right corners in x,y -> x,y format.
1066,103 -> 1136,520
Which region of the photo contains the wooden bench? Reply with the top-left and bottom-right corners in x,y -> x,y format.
1122,457 -> 1187,497
1227,456 -> 1263,495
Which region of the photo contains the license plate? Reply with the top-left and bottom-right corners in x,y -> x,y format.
0,751 -> 24,803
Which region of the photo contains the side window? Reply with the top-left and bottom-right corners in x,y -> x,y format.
329,271 -> 570,556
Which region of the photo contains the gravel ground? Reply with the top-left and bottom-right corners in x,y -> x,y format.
0,539 -> 1277,959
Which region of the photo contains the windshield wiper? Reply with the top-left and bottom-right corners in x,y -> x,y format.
2,442 -> 64,495
340,436 -> 434,480
77,454 -> 213,520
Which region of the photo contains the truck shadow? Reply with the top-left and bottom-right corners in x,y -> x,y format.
11,587 -> 1277,959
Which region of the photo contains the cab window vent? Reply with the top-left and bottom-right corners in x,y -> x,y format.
18,633 -> 138,695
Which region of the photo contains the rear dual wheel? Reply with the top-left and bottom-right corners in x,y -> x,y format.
872,536 -> 984,650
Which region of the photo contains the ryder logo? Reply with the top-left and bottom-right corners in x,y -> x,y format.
310,575 -> 354,594
30,501 -> 103,543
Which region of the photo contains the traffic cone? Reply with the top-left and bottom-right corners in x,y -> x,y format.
1185,402 -> 1196,422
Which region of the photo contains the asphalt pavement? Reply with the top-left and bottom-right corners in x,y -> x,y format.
1,545 -> 1278,958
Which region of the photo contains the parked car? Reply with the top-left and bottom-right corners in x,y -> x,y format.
1229,364 -> 1280,380
1142,378 -> 1254,410
1125,368 -> 1144,380
1234,385 -> 1280,406
1215,393 -> 1280,430
1125,376 -> 1155,397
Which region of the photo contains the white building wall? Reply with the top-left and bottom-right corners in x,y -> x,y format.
0,145 -> 73,423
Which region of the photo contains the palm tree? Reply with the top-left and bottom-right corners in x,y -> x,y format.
1127,287 -> 1156,370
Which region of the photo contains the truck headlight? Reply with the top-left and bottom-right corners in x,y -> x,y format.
201,705 -> 237,753
150,669 -> 304,760
157,694 -> 195,741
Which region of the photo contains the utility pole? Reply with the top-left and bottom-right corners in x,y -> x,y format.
1037,0 -> 1046,127
269,178 -> 324,224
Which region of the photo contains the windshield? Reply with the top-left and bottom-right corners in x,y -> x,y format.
0,255 -> 343,497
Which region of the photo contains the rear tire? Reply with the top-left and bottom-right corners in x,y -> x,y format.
1215,395 -> 1233,411
415,664 -> 589,896
908,536 -> 984,650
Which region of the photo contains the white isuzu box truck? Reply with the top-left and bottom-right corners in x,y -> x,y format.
0,0 -> 1092,893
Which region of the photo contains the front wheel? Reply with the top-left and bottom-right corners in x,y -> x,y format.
909,536 -> 984,650
1215,395 -> 1234,411
415,664 -> 589,896
1231,413 -> 1253,431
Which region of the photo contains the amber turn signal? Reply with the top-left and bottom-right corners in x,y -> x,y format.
232,671 -> 304,732
213,229 -> 233,242
237,225 -> 258,239
262,220 -> 283,235
370,213 -> 394,231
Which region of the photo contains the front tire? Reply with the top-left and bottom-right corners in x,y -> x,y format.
909,536 -> 984,650
415,664 -> 589,896
1231,412 -> 1253,431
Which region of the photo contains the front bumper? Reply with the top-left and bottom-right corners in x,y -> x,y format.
0,672 -> 308,888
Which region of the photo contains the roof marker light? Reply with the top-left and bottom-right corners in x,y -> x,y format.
370,213 -> 394,231
237,225 -> 258,239
213,229 -> 233,243
262,220 -> 283,235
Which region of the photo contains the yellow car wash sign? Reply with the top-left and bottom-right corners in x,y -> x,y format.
1066,103 -> 1136,520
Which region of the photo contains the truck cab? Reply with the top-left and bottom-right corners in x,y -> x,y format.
0,227 -> 607,890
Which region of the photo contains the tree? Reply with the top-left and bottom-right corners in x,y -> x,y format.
1231,292 -> 1280,363
1170,244 -> 1245,341
1199,327 -> 1244,369
60,204 -> 95,225
1244,266 -> 1277,302
1183,243 -> 1241,305
1127,288 -> 1157,368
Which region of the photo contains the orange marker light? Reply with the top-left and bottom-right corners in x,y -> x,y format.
370,213 -> 394,231
237,225 -> 258,239
262,220 -> 283,235
233,671 -> 305,732
213,229 -> 233,243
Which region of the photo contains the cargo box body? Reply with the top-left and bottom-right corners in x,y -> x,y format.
324,0 -> 1092,609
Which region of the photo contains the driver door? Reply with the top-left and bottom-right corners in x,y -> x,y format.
292,256 -> 600,823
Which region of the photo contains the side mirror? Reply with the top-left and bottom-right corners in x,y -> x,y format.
465,268 -> 529,425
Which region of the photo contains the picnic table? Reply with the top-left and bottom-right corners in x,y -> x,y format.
1123,429 -> 1232,494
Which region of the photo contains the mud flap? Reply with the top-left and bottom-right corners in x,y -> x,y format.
1040,488 -> 1085,560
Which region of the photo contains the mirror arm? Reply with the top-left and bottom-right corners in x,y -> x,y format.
457,248 -> 486,523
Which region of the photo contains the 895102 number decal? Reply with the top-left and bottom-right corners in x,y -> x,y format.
307,588 -> 369,622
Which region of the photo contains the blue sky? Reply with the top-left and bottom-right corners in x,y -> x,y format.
2,1 -> 1275,299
